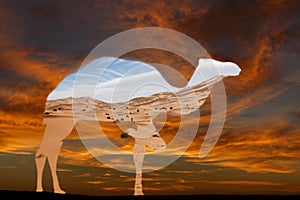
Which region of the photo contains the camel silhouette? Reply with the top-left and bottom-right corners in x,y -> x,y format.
35,57 -> 241,195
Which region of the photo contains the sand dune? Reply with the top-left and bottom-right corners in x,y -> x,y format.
43,76 -> 219,127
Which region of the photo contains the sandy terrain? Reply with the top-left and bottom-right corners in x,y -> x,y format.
43,77 -> 220,127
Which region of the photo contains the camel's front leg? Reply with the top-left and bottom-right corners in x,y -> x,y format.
48,140 -> 66,194
133,138 -> 146,196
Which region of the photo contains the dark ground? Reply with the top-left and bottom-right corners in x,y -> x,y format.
1,190 -> 299,200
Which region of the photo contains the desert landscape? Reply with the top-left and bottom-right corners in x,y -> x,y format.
43,76 -> 218,125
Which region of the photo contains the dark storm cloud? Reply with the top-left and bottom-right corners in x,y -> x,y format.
175,0 -> 300,92
0,0 -> 298,135
0,0 -> 298,126
0,0 -> 202,121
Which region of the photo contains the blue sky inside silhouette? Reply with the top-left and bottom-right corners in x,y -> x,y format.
47,57 -> 179,102
47,57 -> 240,103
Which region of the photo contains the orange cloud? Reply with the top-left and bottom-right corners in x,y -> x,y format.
184,118 -> 300,174
0,49 -> 73,89
0,125 -> 44,154
226,83 -> 290,118
211,180 -> 284,186
0,44 -> 79,133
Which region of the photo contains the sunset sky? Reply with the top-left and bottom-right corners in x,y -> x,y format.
1,0 -> 300,196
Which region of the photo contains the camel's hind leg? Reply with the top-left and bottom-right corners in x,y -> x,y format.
35,153 -> 46,192
35,117 -> 75,194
